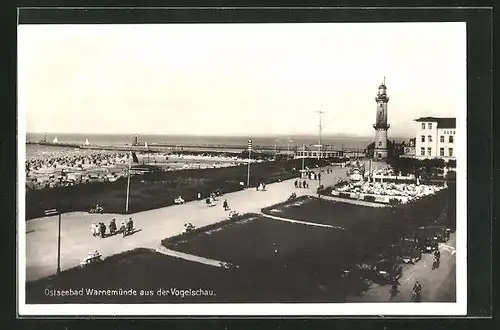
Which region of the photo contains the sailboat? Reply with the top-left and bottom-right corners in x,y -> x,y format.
85,138 -> 90,146
52,136 -> 59,143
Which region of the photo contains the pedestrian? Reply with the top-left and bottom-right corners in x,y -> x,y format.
197,192 -> 201,200
127,217 -> 134,234
99,222 -> 105,238
298,181 -> 302,188
223,199 -> 229,211
263,183 -> 266,191
109,218 -> 117,235
318,173 -> 321,181
294,180 -> 298,188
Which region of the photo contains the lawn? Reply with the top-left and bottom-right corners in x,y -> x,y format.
165,214 -> 371,301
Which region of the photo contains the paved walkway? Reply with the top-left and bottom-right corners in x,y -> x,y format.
320,194 -> 387,208
25,164 -> 352,281
262,213 -> 346,230
155,245 -> 229,268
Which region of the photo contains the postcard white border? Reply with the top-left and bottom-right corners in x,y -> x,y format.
17,21 -> 467,316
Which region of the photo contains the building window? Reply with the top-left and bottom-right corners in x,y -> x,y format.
427,147 -> 432,156
428,135 -> 432,142
428,123 -> 432,129
440,148 -> 444,156
420,147 -> 425,156
440,136 -> 444,143
449,135 -> 454,143
449,148 -> 453,157
421,123 -> 425,130
421,135 -> 425,142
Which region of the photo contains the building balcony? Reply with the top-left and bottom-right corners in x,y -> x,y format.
373,123 -> 390,129
375,96 -> 389,102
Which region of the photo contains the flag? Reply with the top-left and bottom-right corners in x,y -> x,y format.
131,152 -> 139,163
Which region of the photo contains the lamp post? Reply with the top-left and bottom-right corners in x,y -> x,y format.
247,139 -> 252,187
316,109 -> 324,198
125,153 -> 131,213
44,208 -> 61,274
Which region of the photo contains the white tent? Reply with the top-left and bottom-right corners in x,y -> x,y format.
52,136 -> 59,143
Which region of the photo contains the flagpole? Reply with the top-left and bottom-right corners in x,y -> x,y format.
287,138 -> 290,159
247,139 -> 252,187
125,153 -> 131,213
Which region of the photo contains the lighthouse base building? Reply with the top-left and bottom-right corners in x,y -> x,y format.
373,127 -> 389,159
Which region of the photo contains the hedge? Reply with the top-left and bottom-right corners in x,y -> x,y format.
363,195 -> 376,202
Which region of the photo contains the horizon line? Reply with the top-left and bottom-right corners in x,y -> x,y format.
26,132 -> 411,139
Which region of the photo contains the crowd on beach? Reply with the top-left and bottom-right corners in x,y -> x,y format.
26,152 -> 131,175
25,146 -> 252,190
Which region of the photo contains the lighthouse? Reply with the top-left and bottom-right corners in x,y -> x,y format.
373,78 -> 390,160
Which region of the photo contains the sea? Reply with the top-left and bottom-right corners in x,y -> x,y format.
25,133 -> 404,160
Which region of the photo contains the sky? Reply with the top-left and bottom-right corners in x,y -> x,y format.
18,23 -> 466,138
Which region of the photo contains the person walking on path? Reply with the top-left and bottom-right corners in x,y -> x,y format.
294,180 -> 298,188
91,222 -> 97,237
223,199 -> 229,211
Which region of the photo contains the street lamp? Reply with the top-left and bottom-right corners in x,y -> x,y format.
44,208 -> 61,274
316,109 -> 324,199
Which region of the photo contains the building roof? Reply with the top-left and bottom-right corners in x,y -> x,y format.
414,117 -> 456,129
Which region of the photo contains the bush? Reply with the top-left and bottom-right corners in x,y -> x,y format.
364,195 -> 376,202
446,170 -> 456,182
318,186 -> 333,196
389,198 -> 401,206
338,193 -> 351,199
333,180 -> 349,189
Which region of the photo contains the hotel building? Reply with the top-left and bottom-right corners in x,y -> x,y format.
414,117 -> 456,161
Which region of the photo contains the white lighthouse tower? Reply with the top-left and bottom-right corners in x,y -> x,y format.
373,78 -> 390,160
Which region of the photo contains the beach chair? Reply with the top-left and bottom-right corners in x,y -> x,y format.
80,251 -> 102,267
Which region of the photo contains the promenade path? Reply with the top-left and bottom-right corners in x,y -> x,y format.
261,213 -> 344,230
26,163 -> 357,282
320,195 -> 387,208
155,245 -> 229,268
